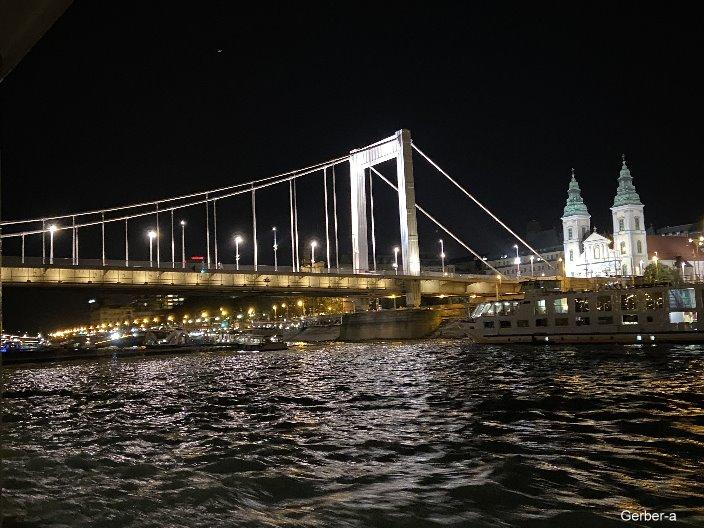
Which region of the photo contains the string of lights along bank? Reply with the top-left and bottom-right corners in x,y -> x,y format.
0,129 -> 552,284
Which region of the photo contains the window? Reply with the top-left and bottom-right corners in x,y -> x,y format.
594,246 -> 600,259
619,218 -> 625,231
575,297 -> 590,312
555,317 -> 569,326
635,217 -> 640,230
622,314 -> 639,325
517,320 -> 529,328
598,316 -> 614,325
621,293 -> 637,311
643,292 -> 663,310
499,320 -> 512,328
668,288 -> 697,310
576,316 -> 590,326
669,312 -> 698,324
620,241 -> 626,255
535,318 -> 548,327
582,227 -> 588,239
596,295 -> 613,312
568,227 -> 573,240
483,321 -> 495,329
569,250 -> 574,262
554,297 -> 569,314
637,240 -> 642,254
535,299 -> 547,315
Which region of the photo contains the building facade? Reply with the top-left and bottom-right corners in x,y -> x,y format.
562,158 -> 648,278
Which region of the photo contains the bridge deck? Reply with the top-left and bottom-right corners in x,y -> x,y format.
1,257 -> 513,297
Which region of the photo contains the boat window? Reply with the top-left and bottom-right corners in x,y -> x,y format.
493,302 -> 504,315
502,301 -> 515,315
642,292 -> 664,310
596,295 -> 613,312
669,311 -> 698,324
484,303 -> 495,316
535,318 -> 548,327
554,297 -> 568,314
621,293 -> 637,311
535,299 -> 547,315
472,303 -> 489,317
576,316 -> 590,326
499,320 -> 512,328
575,298 -> 590,312
598,316 -> 614,325
668,289 -> 697,310
483,321 -> 495,329
622,314 -> 638,325
555,317 -> 569,326
517,320 -> 529,327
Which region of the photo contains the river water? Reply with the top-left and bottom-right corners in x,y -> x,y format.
2,341 -> 704,527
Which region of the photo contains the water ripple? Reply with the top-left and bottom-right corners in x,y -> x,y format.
3,342 -> 704,527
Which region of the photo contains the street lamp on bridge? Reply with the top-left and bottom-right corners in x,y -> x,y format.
180,220 -> 186,268
439,239 -> 445,275
310,240 -> 318,268
272,227 -> 278,271
48,224 -> 57,264
234,235 -> 243,270
147,230 -> 157,267
393,246 -> 400,274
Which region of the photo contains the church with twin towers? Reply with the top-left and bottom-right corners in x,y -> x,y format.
562,156 -> 648,277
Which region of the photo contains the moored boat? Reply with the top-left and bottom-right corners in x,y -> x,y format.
466,283 -> 703,344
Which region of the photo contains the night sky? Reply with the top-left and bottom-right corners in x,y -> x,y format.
2,3 -> 703,331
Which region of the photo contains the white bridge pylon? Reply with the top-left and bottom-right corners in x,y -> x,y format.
349,129 -> 420,275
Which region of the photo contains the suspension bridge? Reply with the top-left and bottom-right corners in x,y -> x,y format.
0,130 -> 553,305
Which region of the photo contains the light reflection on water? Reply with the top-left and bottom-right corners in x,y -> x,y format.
2,341 -> 704,527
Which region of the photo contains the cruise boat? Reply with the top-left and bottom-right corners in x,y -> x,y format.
467,283 -> 703,344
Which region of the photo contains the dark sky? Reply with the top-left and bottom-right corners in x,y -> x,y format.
2,2 -> 703,331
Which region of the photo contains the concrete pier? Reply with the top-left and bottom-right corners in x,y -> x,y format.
339,309 -> 442,341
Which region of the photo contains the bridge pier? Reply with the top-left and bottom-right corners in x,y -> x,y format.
405,279 -> 421,308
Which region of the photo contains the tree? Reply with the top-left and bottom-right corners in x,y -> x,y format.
643,262 -> 678,284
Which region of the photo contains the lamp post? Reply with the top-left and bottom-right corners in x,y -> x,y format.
310,240 -> 317,269
513,244 -> 520,277
529,255 -> 534,277
495,274 -> 501,301
653,252 -> 659,282
48,224 -> 57,264
234,235 -> 243,271
297,299 -> 305,317
393,246 -> 400,275
272,227 -> 278,271
282,302 -> 288,319
439,239 -> 445,274
180,220 -> 186,268
681,261 -> 686,283
147,230 -> 157,267
272,304 -> 278,319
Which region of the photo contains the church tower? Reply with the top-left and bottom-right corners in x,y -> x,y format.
561,169 -> 591,276
611,155 -> 647,276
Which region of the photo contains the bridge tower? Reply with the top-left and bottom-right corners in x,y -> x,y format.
349,129 -> 421,274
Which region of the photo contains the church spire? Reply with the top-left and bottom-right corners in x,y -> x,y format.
563,168 -> 589,216
613,154 -> 643,207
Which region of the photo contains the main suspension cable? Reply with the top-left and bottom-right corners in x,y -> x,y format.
370,167 -> 505,278
411,142 -> 553,269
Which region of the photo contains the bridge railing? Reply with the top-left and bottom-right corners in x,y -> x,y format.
1,255 -> 497,281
